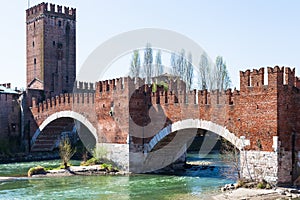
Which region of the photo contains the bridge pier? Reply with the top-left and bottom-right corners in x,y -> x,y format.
98,143 -> 130,171
240,150 -> 293,185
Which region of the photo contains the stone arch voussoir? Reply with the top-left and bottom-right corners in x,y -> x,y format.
147,119 -> 246,152
30,110 -> 98,147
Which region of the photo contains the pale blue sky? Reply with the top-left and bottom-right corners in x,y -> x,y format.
1,0 -> 300,89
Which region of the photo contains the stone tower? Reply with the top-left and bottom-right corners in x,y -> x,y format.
26,3 -> 76,97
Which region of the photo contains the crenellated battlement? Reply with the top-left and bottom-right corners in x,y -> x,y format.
285,67 -> 296,86
0,83 -> 11,89
197,88 -> 237,105
32,92 -> 95,113
26,2 -> 76,21
73,81 -> 95,93
240,66 -> 298,91
250,67 -> 264,87
295,77 -> 300,89
96,78 -> 123,93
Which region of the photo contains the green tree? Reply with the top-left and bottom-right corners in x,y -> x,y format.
129,50 -> 141,80
59,137 -> 76,169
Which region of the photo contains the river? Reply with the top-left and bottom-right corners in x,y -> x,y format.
0,152 -> 235,199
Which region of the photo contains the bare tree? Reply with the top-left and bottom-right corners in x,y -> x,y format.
171,52 -> 177,76
220,138 -> 241,180
198,52 -> 210,90
185,52 -> 193,91
215,56 -> 231,91
170,49 -> 193,90
154,50 -> 163,76
198,54 -> 231,91
143,43 -> 153,84
129,50 -> 141,80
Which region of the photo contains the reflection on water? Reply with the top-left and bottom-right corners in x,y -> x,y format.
0,153 -> 235,199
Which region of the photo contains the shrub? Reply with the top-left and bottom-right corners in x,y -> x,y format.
59,137 -> 76,169
257,182 -> 266,189
265,183 -> 272,189
100,163 -> 118,172
236,179 -> 245,188
45,164 -> 71,171
28,166 -> 46,177
80,157 -> 101,166
93,146 -> 107,162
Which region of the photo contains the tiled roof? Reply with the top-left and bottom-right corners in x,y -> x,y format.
0,86 -> 19,94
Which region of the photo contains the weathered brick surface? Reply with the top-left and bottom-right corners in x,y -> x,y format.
26,2 -> 76,97
30,64 -> 300,184
32,67 -> 300,151
0,88 -> 22,153
0,93 -> 21,138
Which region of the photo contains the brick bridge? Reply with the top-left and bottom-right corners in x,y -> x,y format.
29,66 -> 300,185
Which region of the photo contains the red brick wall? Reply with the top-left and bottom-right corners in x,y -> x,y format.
26,2 -> 76,96
0,93 -> 21,138
30,66 -> 300,153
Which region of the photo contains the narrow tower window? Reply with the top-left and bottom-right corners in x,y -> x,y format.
34,58 -> 37,77
58,20 -> 62,27
32,41 -> 35,47
53,41 -> 55,46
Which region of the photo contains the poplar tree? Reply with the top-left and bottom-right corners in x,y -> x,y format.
129,50 -> 141,80
143,43 -> 153,84
155,50 -> 163,76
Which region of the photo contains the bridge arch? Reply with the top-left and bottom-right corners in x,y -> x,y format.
147,119 -> 248,152
30,110 -> 98,148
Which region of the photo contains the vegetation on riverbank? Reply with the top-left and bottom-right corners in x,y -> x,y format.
27,166 -> 46,177
27,143 -> 119,177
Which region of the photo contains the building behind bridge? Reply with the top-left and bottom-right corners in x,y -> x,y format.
0,84 -> 23,154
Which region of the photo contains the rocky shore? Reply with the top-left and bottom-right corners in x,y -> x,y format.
211,187 -> 300,200
211,184 -> 300,200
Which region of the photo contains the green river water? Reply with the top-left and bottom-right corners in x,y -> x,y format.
0,153 -> 234,199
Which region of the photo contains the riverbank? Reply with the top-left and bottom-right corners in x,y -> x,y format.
211,187 -> 300,200
30,165 -> 130,177
0,153 -> 237,199
0,151 -> 60,164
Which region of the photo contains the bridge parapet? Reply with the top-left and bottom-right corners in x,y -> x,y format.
198,88 -> 236,105
240,66 -> 300,92
73,81 -> 95,93
96,77 -> 129,93
31,92 -> 95,114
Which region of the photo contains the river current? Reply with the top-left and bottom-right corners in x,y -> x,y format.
0,153 -> 234,199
